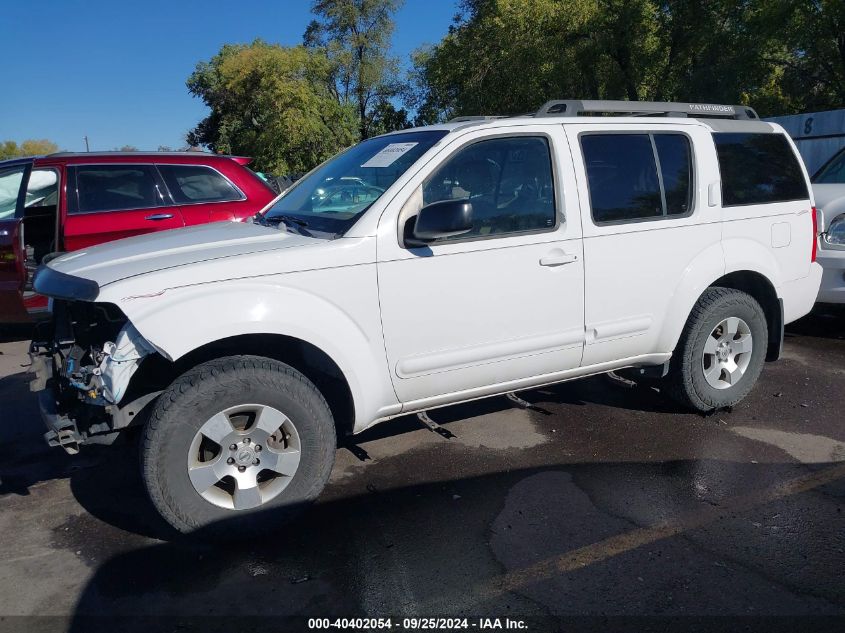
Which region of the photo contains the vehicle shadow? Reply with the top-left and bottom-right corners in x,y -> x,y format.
0,323 -> 33,344
59,456 -> 845,632
785,304 -> 845,341
349,376 -> 691,452
0,369 -> 76,497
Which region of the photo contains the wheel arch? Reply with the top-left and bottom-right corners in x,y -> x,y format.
128,333 -> 358,436
657,239 -> 782,362
705,270 -> 782,361
659,269 -> 782,363
184,334 -> 358,436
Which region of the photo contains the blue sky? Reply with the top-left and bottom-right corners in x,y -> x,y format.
1,0 -> 456,152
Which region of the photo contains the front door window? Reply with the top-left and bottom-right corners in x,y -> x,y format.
0,166 -> 27,220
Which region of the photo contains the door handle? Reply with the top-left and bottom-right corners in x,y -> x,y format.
539,252 -> 578,267
145,213 -> 174,221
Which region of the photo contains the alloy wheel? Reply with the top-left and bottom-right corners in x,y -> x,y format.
701,316 -> 753,390
186,404 -> 301,510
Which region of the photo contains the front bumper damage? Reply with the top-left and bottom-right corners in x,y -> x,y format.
32,364 -> 84,455
29,301 -> 158,454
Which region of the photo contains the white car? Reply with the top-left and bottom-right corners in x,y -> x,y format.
30,100 -> 822,533
810,147 -> 845,303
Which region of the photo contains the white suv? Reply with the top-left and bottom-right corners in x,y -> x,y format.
30,100 -> 822,533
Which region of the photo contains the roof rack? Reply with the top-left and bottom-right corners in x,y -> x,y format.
535,100 -> 759,120
447,115 -> 508,123
46,150 -> 217,158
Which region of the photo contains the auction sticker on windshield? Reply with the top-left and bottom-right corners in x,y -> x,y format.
361,143 -> 419,168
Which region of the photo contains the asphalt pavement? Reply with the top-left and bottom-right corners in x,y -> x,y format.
0,309 -> 844,632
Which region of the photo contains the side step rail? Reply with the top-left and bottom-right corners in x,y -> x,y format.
416,411 -> 456,439
506,392 -> 533,409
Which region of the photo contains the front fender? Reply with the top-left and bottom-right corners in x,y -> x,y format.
100,269 -> 399,431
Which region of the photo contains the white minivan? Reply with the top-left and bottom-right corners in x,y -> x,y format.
30,100 -> 822,533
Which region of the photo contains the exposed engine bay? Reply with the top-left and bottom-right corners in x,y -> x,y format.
29,300 -> 159,453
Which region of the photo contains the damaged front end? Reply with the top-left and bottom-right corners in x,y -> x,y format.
30,300 -> 159,454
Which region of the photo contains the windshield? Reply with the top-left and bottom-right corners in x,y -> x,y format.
263,130 -> 449,235
813,148 -> 845,184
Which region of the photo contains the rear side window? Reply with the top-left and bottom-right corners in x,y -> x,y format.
581,133 -> 692,223
157,164 -> 243,204
714,133 -> 809,206
70,165 -> 164,214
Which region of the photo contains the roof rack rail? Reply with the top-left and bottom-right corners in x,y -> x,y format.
535,100 -> 759,120
47,150 -> 213,158
447,115 -> 508,123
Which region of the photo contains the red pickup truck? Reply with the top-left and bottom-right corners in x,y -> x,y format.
0,152 -> 276,323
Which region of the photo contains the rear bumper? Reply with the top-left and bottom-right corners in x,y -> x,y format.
781,263 -> 824,324
817,247 -> 845,304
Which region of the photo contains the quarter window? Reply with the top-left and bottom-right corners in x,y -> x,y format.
71,165 -> 164,214
714,133 -> 809,206
157,164 -> 243,204
422,136 -> 556,239
581,133 -> 693,224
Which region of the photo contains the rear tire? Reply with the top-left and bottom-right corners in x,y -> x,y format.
666,287 -> 768,412
141,355 -> 336,535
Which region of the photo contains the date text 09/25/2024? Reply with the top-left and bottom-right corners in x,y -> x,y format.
307,618 -> 529,630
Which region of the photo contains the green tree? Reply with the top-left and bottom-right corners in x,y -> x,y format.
0,141 -> 19,160
646,1 -> 794,112
409,0 -> 615,121
186,40 -> 358,174
771,0 -> 845,112
305,0 -> 407,138
409,0 -> 842,121
1,139 -> 59,159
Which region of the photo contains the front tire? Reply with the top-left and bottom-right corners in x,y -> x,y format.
141,355 -> 336,534
666,287 -> 768,412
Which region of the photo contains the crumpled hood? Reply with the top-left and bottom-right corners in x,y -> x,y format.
813,183 -> 845,229
48,221 -> 318,287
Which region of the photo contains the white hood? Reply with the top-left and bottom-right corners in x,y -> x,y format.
48,221 -> 318,287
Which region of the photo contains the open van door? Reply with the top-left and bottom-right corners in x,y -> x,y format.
0,161 -> 31,324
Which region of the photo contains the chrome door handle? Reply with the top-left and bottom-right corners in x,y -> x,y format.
145,213 -> 174,221
539,252 -> 578,267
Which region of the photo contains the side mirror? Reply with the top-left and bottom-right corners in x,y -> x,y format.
408,199 -> 473,246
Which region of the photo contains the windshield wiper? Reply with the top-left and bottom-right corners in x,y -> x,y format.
256,213 -> 313,237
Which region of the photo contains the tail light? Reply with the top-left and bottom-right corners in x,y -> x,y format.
811,206 -> 819,263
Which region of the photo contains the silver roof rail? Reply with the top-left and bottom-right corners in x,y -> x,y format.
447,115 -> 508,123
535,100 -> 759,120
